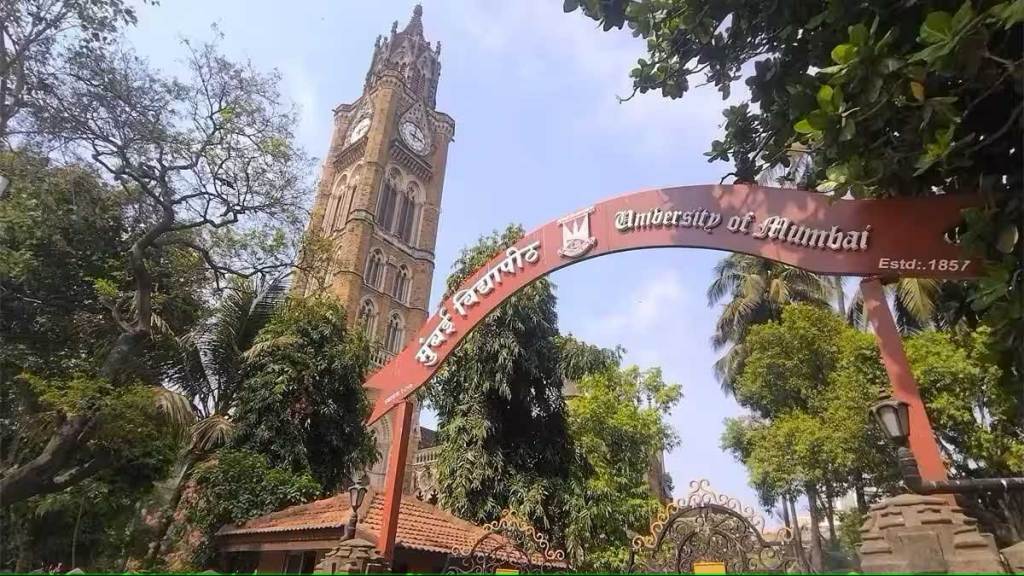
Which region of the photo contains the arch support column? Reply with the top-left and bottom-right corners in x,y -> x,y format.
860,277 -> 948,482
377,399 -> 413,565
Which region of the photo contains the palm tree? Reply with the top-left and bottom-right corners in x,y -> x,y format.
144,275 -> 287,565
846,278 -> 940,333
706,254 -> 832,393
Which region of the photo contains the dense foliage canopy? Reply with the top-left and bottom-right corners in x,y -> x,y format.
566,0 -> 1022,424
427,225 -> 573,530
232,295 -> 375,493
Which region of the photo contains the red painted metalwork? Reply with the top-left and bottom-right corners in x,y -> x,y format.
367,184 -> 978,424
860,278 -> 949,482
378,400 -> 413,562
371,184 -> 979,565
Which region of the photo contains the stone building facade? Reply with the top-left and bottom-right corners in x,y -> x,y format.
299,5 -> 454,491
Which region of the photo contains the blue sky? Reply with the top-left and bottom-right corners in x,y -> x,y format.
127,0 -> 772,518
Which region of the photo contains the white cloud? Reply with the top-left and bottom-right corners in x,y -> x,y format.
442,0 -> 748,164
598,266 -> 684,338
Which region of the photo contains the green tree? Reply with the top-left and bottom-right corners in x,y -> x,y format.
904,327 -> 1023,543
143,276 -> 288,565
185,449 -> 319,568
721,304 -> 896,571
232,295 -> 375,492
0,150 -> 205,505
0,376 -> 179,570
565,365 -> 681,571
706,253 -> 832,390
566,0 -> 1022,416
2,29 -> 311,505
0,0 -> 145,141
427,225 -> 572,532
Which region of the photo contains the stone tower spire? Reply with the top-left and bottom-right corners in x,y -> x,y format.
301,5 -> 455,491
364,4 -> 441,108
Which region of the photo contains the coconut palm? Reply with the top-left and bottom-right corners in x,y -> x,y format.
144,275 -> 287,565
706,254 -> 832,393
846,278 -> 940,334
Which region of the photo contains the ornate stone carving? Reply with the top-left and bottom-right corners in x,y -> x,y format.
314,537 -> 384,574
859,493 -> 1007,573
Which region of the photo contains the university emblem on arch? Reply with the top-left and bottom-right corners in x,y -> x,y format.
558,206 -> 596,258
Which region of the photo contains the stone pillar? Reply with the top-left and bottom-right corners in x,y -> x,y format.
314,538 -> 384,574
858,494 -> 1006,573
1002,541 -> 1024,573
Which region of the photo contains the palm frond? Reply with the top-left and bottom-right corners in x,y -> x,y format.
895,278 -> 938,332
153,387 -> 197,444
242,334 -> 298,360
846,290 -> 866,329
191,414 -> 235,453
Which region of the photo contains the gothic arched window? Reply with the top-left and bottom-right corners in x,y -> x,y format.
377,168 -> 401,231
396,182 -> 419,244
365,249 -> 386,290
391,265 -> 410,304
324,173 -> 348,234
384,313 -> 404,353
357,298 -> 378,337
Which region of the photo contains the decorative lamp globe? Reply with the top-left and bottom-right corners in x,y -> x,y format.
871,398 -> 911,446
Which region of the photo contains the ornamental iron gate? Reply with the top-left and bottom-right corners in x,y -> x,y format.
443,509 -> 569,573
627,479 -> 796,573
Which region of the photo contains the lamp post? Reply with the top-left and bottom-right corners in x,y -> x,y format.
870,398 -> 1024,494
345,473 -> 370,540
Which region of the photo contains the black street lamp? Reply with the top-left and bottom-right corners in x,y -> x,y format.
345,473 -> 370,540
870,398 -> 1024,494
871,398 -> 911,446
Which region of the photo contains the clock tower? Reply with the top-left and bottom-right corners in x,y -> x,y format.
303,5 -> 454,489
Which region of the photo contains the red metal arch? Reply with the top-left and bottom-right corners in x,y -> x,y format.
366,183 -> 976,423
369,183 -> 978,561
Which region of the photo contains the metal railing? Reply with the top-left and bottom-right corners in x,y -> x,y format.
414,445 -> 441,466
369,345 -> 395,372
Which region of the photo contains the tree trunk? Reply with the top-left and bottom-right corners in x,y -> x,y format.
14,515 -> 32,572
0,414 -> 98,507
781,497 -> 791,529
822,483 -> 838,548
144,453 -> 198,567
805,483 -> 825,572
71,495 -> 85,568
100,330 -> 147,381
788,496 -> 811,573
1,328 -> 146,507
853,473 -> 868,514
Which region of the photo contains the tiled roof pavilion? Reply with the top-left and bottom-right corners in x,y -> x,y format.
217,488 -> 496,556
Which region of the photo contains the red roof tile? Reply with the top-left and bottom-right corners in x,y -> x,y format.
217,490 -> 501,556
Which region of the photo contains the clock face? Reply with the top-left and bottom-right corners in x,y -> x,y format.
400,121 -> 429,155
347,116 -> 371,144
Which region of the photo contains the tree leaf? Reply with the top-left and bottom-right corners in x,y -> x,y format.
840,117 -> 856,141
831,43 -> 858,64
793,119 -> 816,134
952,1 -> 975,30
849,23 -> 869,46
817,85 -> 836,113
826,163 -> 850,183
911,81 -> 926,102
920,11 -> 953,44
807,109 -> 830,130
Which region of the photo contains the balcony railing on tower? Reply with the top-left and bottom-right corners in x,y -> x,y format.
368,344 -> 395,373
